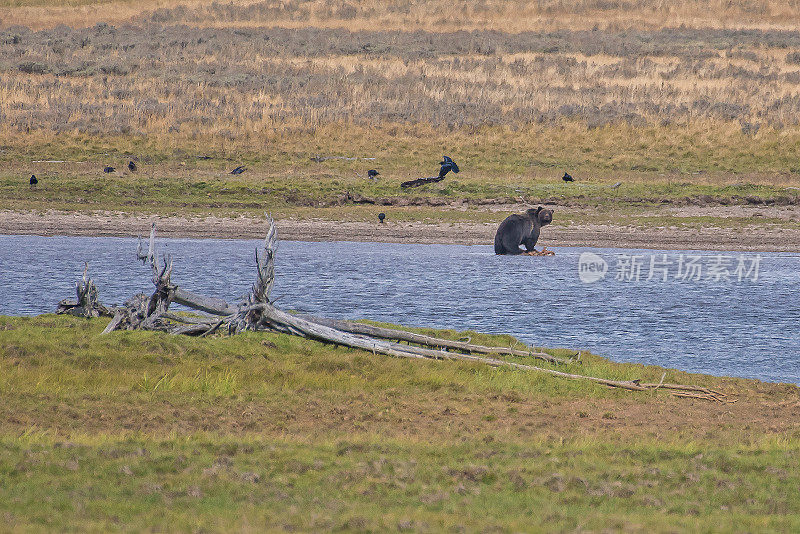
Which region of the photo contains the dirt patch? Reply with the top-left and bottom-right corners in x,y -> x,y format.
641,204 -> 800,221
333,193 -> 800,210
2,382 -> 798,442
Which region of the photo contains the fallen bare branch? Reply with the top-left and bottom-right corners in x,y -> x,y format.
172,288 -> 237,316
301,315 -> 575,365
311,155 -> 376,162
401,176 -> 445,188
671,392 -> 734,403
640,383 -> 725,396
200,319 -> 225,338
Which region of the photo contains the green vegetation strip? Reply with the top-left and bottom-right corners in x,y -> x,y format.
2,435 -> 798,532
2,167 -> 798,221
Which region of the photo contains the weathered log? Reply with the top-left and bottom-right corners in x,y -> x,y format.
141,256 -> 175,329
101,311 -> 125,334
173,288 -> 237,316
225,214 -> 280,333
136,222 -> 156,266
160,312 -> 219,325
302,315 -> 575,365
100,254 -> 177,334
170,323 -> 215,336
639,383 -> 726,396
401,176 -> 445,189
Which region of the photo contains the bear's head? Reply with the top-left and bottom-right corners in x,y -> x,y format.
526,206 -> 553,227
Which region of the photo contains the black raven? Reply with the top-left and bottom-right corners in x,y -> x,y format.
29,175 -> 37,188
230,165 -> 246,175
367,169 -> 380,179
103,166 -> 115,173
128,160 -> 137,172
562,172 -> 574,182
378,212 -> 386,223
439,156 -> 460,179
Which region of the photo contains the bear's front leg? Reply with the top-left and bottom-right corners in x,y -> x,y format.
522,237 -> 539,253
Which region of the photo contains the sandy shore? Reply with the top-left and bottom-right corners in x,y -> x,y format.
2,210 -> 800,252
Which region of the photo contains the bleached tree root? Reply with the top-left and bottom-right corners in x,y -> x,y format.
57,263 -> 113,318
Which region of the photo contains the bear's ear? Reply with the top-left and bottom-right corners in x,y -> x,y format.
535,206 -> 542,216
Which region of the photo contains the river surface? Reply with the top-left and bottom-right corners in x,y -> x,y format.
1,234 -> 798,383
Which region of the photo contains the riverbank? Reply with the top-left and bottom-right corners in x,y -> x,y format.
3,209 -> 800,252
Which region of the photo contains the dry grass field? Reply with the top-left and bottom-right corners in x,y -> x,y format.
3,0 -> 800,32
1,0 -> 800,179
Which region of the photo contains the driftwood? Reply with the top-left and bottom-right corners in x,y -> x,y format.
87,216 -> 723,398
310,155 -> 376,162
57,263 -> 113,318
301,315 -> 576,366
401,176 -> 445,188
101,223 -> 179,333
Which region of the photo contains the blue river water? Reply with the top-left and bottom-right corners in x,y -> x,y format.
1,234 -> 798,383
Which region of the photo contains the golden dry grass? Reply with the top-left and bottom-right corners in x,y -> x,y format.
1,0 -> 800,191
2,22 -> 800,150
3,0 -> 800,32
0,0 -> 255,30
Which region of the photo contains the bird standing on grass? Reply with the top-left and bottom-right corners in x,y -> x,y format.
29,175 -> 37,189
367,169 -> 380,179
562,172 -> 574,183
378,212 -> 386,223
103,166 -> 115,173
230,165 -> 246,175
439,156 -> 460,179
128,160 -> 137,172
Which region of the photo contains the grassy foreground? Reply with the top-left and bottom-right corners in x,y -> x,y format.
1,315 -> 799,531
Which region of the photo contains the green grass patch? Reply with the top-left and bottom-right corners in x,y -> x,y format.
2,434 -> 799,532
2,166 -> 798,222
1,315 -> 798,531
